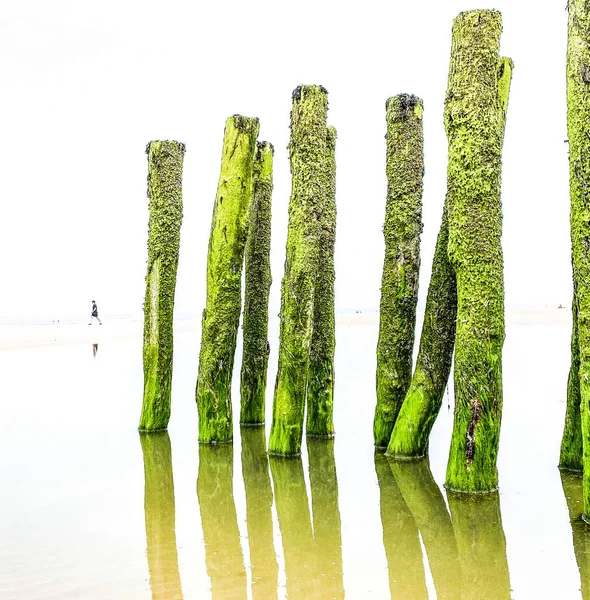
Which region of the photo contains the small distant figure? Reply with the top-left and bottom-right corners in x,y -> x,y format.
558,304 -> 565,309
89,300 -> 102,325
92,343 -> 99,357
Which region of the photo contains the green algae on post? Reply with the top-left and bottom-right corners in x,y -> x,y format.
196,115 -> 259,443
140,432 -> 183,600
374,94 -> 424,449
387,205 -> 456,458
444,10 -> 512,493
307,125 -> 337,438
240,142 -> 274,426
269,85 -> 328,456
139,140 -> 185,431
568,0 -> 590,519
560,286 -> 583,473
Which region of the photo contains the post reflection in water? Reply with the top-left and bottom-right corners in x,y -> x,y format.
374,453 -> 428,599
197,444 -> 247,599
390,459 -> 460,600
307,438 -> 344,599
240,427 -> 278,599
270,454 -> 316,598
447,491 -> 511,600
561,472 -> 590,599
140,431 -> 184,600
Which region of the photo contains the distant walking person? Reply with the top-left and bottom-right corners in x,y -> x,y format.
89,300 -> 102,325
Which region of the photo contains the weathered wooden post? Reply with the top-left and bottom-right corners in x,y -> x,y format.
196,115 -> 259,444
240,142 -> 274,426
374,94 -> 424,449
307,126 -> 338,438
139,141 -> 185,431
269,86 -> 328,456
444,10 -> 513,492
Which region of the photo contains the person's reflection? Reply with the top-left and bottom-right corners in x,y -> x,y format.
92,343 -> 98,357
390,458 -> 460,600
561,471 -> 590,599
140,431 -> 184,600
447,491 -> 511,600
374,453 -> 428,599
197,444 -> 247,599
240,427 -> 278,599
269,455 -> 315,597
307,439 -> 344,599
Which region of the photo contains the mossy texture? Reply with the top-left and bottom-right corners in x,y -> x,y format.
197,444 -> 247,597
196,115 -> 259,443
240,142 -> 274,425
447,492 -> 511,600
269,86 -> 328,456
374,453 -> 428,598
391,459 -> 460,600
567,2 -> 590,511
139,141 -> 185,432
240,427 -> 278,599
444,10 -> 512,492
307,438 -> 344,598
269,456 -> 315,597
386,206 -> 456,458
561,284 -> 583,472
374,94 -> 424,449
140,432 -> 183,600
307,126 -> 337,438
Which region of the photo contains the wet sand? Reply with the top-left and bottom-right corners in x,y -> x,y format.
0,309 -> 585,599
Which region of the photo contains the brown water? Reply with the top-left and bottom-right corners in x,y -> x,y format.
0,314 -> 587,598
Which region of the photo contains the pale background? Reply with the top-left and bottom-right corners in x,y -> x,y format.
0,0 -> 570,320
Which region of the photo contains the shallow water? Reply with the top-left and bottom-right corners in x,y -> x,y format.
0,314 -> 587,599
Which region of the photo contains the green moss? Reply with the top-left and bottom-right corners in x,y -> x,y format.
390,458 -> 460,600
374,94 -> 425,449
444,10 -> 512,493
374,452 -> 428,598
139,141 -> 185,432
139,431 -> 183,599
240,427 -> 278,598
386,206 -> 456,458
561,285 -> 583,472
240,142 -> 274,425
566,2 -> 590,518
307,126 -> 337,438
269,455 -> 315,596
197,444 -> 247,596
307,438 -> 344,597
196,115 -> 259,443
269,86 -> 328,456
447,491 -> 511,599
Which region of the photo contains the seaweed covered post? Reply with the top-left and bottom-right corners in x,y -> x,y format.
307,125 -> 337,438
140,432 -> 184,600
374,94 -> 425,449
139,141 -> 185,431
564,0 -> 590,493
269,86 -> 328,456
386,206 -> 457,458
196,115 -> 259,444
560,286 -> 583,473
240,142 -> 274,426
444,10 -> 513,492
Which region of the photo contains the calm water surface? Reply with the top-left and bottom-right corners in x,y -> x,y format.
0,315 -> 587,598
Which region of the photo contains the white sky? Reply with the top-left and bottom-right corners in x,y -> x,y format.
0,0 -> 570,319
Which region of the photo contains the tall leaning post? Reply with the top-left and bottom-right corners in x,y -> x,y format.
139,140 -> 185,431
269,85 -> 328,456
307,125 -> 337,438
445,10 -> 512,493
240,142 -> 274,426
196,115 -> 259,443
567,0 -> 590,520
374,94 -> 424,449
